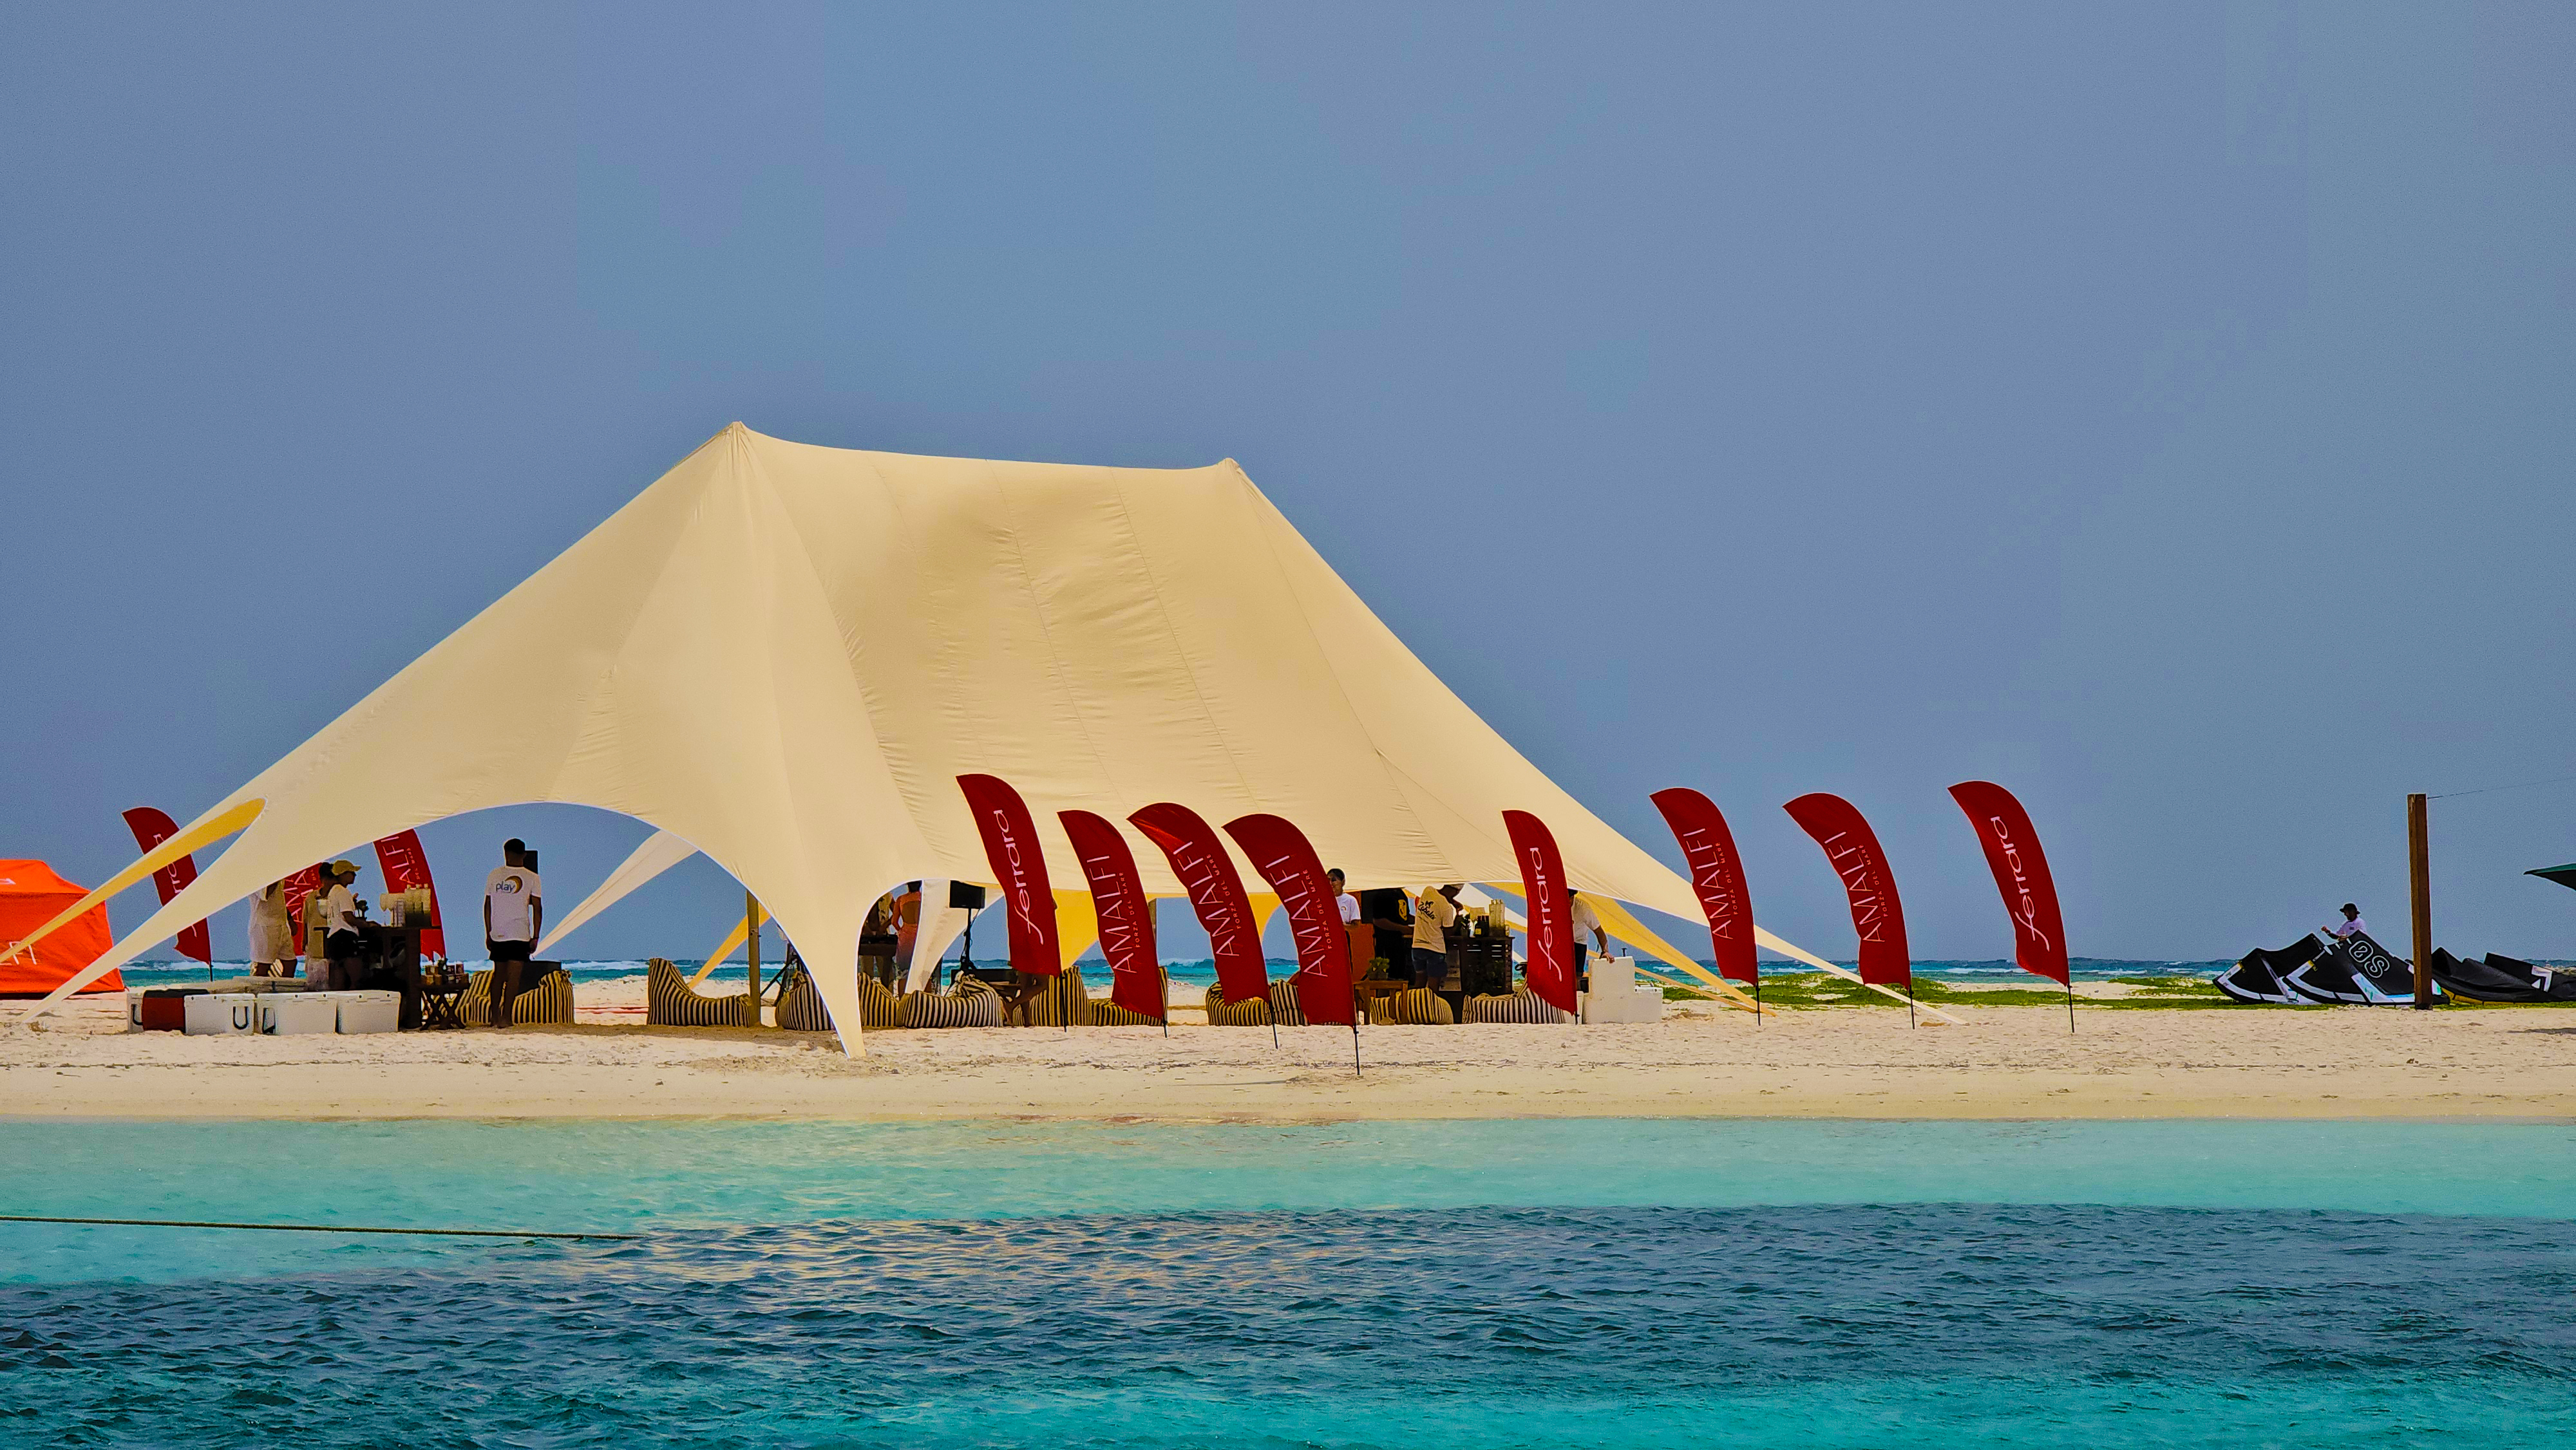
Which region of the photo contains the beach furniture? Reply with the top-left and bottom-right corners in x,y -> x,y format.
182,992 -> 260,1035
895,974 -> 1004,1028
258,993 -> 339,1035
1373,986 -> 1454,1024
126,986 -> 201,1031
1463,983 -> 1572,1024
772,963 -> 901,1030
1021,965 -> 1168,1027
1577,955 -> 1662,1023
647,957 -> 759,1026
336,990 -> 401,1033
1202,979 -> 1307,1027
459,964 -> 574,1026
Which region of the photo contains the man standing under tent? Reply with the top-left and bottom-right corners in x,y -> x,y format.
1329,870 -> 1360,926
316,862 -> 366,991
247,878 -> 296,978
482,839 -> 542,1029
1566,888 -> 1608,990
2327,903 -> 2367,940
1410,885 -> 1460,991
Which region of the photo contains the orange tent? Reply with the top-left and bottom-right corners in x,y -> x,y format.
1,860 -> 121,997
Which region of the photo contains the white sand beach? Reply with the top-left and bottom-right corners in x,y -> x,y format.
5,976 -> 2570,1121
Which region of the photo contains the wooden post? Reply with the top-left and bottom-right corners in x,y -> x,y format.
2407,793 -> 2432,1010
745,890 -> 763,1026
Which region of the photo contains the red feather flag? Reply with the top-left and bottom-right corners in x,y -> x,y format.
1648,788 -> 1757,986
372,829 -> 448,961
1947,781 -> 2070,986
120,807 -> 210,966
1502,810 -> 1578,1013
1222,813 -> 1357,1026
1059,809 -> 1166,1021
1129,802 -> 1271,1006
1782,793 -> 1911,991
957,774 -> 1061,975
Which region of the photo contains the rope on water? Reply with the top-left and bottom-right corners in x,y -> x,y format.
0,1214 -> 633,1241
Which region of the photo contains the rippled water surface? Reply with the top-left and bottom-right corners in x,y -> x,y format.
4,1119 -> 2571,1447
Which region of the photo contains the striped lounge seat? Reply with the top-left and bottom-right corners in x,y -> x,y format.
1203,983 -> 1273,1027
647,957 -> 760,1028
1463,984 -> 1571,1025
460,965 -> 574,1026
1204,979 -> 1306,1027
1024,966 -> 1170,1027
896,975 -> 1004,1029
775,969 -> 902,1031
1379,986 -> 1454,1025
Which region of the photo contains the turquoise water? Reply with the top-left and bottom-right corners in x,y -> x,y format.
5,1119 -> 2573,1445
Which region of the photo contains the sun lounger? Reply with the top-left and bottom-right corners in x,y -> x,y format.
460,964 -> 574,1026
1463,983 -> 1571,1024
1377,986 -> 1454,1024
1021,965 -> 1168,1027
647,957 -> 759,1027
766,966 -> 900,1031
896,974 -> 1004,1028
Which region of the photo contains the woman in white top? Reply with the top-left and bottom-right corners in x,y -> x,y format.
247,879 -> 297,977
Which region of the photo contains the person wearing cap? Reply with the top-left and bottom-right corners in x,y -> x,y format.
317,861 -> 366,990
483,838 -> 543,1028
2326,903 -> 2367,941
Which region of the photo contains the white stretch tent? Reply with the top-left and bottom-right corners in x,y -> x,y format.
23,424 -> 1819,1051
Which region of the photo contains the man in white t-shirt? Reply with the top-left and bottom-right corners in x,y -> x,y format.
1566,889 -> 1609,990
1328,870 -> 1361,925
2327,903 -> 2367,940
482,838 -> 543,1029
311,862 -> 366,990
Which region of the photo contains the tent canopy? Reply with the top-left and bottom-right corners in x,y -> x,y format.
1,860 -> 122,997
34,424 -> 1810,1048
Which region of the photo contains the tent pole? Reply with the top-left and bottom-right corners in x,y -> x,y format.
1754,975 -> 1762,1027
744,891 -> 761,1027
1904,979 -> 1916,1028
2409,792 -> 2433,1010
2064,977 -> 2076,1033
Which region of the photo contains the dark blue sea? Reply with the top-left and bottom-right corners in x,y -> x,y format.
3,1118 -> 2571,1447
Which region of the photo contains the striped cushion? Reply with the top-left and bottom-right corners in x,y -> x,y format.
459,966 -> 574,1027
647,957 -> 759,1028
1203,983 -> 1276,1027
775,970 -> 828,1031
772,968 -> 901,1031
1386,986 -> 1454,1025
1464,984 -> 1571,1024
1023,965 -> 1170,1028
1266,979 -> 1306,1028
1021,966 -> 1091,1028
897,976 -> 1004,1029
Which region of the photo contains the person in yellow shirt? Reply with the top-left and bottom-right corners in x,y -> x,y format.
1409,885 -> 1460,990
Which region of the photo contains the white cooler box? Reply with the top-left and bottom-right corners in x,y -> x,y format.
336,990 -> 401,1034
260,993 -> 341,1035
182,993 -> 262,1036
1579,956 -> 1665,1024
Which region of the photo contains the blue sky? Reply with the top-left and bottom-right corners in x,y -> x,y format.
3,3 -> 2570,966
